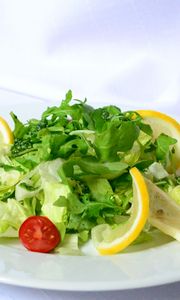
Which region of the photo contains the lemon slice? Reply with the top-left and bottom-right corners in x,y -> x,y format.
91,167 -> 149,255
0,116 -> 14,145
137,110 -> 180,170
146,178 -> 180,241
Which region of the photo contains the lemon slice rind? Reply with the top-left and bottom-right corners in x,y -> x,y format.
91,167 -> 149,255
137,110 -> 180,170
0,116 -> 14,145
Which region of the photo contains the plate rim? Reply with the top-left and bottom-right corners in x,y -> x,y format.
0,241 -> 180,291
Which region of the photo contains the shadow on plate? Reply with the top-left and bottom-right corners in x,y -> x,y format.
121,230 -> 174,254
0,229 -> 174,256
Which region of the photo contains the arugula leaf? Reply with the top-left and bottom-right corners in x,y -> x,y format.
58,138 -> 88,158
139,122 -> 153,136
70,157 -> 128,179
60,90 -> 73,108
10,112 -> 27,139
156,133 -> 177,161
91,106 -> 122,132
94,120 -> 139,161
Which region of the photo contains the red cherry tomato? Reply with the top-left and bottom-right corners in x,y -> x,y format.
19,216 -> 61,253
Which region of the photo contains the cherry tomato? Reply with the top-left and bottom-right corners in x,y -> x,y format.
19,216 -> 61,253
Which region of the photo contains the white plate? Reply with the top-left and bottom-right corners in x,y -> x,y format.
0,98 -> 180,291
0,238 -> 180,291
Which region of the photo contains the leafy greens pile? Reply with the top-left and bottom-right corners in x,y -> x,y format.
0,91 -> 179,252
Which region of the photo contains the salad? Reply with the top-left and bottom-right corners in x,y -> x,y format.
0,90 -> 180,255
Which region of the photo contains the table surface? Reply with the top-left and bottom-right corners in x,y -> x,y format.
0,282 -> 180,300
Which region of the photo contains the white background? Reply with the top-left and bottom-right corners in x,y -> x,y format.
0,0 -> 180,115
0,0 -> 180,299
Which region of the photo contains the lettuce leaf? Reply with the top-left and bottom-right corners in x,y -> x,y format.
0,90 -> 178,253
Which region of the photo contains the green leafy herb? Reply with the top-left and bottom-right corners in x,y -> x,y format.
0,90 -> 178,251
156,133 -> 177,162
